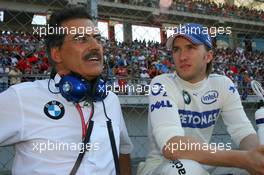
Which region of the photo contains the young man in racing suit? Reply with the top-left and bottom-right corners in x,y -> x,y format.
137,23 -> 264,175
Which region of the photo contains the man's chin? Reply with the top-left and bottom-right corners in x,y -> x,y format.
83,72 -> 103,81
177,73 -> 192,81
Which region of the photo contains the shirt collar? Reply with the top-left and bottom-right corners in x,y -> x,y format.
54,73 -> 62,85
174,73 -> 208,90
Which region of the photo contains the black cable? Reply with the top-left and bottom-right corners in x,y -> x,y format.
106,120 -> 120,175
102,99 -> 111,121
48,78 -> 60,94
102,99 -> 120,175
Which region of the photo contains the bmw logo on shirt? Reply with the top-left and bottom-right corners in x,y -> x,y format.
183,90 -> 191,104
44,100 -> 65,120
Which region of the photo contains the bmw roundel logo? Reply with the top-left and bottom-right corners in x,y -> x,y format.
183,90 -> 191,104
44,101 -> 65,120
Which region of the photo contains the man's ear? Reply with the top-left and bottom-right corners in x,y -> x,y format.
50,47 -> 62,63
205,50 -> 213,63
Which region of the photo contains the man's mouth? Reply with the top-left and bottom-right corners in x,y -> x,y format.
86,57 -> 100,61
83,51 -> 102,62
180,64 -> 191,69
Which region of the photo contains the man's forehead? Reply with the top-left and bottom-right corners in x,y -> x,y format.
60,18 -> 98,36
173,36 -> 197,46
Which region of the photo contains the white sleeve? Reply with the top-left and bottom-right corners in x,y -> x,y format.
221,77 -> 256,146
0,87 -> 24,146
149,77 -> 185,152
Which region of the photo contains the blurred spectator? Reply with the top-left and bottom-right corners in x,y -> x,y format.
148,64 -> 160,79
140,68 -> 150,86
0,65 -> 9,92
8,67 -> 22,85
115,63 -> 128,94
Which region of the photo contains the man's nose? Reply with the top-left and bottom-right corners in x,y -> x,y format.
178,49 -> 188,61
88,38 -> 102,50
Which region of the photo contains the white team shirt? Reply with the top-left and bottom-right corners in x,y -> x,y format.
0,74 -> 133,175
139,73 -> 256,174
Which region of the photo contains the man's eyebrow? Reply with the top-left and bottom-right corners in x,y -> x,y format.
174,43 -> 197,47
92,34 -> 101,37
72,33 -> 84,38
187,43 -> 198,47
73,33 -> 101,37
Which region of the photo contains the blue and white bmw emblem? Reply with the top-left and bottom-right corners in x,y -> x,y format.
44,101 -> 65,120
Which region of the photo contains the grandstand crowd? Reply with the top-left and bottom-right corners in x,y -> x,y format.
0,29 -> 264,97
114,0 -> 264,22
1,0 -> 264,96
171,0 -> 264,21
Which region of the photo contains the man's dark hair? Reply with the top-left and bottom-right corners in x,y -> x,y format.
45,6 -> 92,65
205,45 -> 213,76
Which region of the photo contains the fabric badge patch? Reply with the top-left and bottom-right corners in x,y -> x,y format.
44,100 -> 65,120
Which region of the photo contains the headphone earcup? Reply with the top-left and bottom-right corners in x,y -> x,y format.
57,75 -> 91,103
56,74 -> 108,103
92,78 -> 108,102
